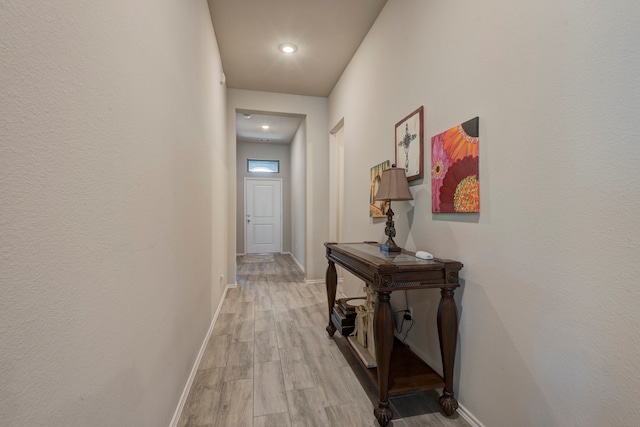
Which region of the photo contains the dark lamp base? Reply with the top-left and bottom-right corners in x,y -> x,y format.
380,204 -> 402,253
380,243 -> 401,253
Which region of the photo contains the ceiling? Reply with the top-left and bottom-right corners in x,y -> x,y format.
235,111 -> 304,145
209,0 -> 387,145
207,0 -> 387,98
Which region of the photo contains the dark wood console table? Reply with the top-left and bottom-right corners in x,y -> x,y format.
324,242 -> 463,426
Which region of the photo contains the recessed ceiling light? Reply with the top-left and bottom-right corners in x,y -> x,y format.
278,43 -> 297,54
261,125 -> 270,130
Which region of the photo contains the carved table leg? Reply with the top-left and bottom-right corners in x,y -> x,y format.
373,291 -> 394,426
325,259 -> 337,337
437,287 -> 459,415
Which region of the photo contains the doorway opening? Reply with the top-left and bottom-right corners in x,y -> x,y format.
235,109 -> 307,269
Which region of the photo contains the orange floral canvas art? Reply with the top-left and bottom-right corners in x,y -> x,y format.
431,117 -> 479,213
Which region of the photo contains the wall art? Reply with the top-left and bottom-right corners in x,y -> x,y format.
395,106 -> 424,182
370,160 -> 391,217
431,116 -> 479,213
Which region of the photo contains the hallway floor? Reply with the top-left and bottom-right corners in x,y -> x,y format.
177,254 -> 471,427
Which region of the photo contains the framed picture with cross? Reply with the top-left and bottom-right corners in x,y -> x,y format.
395,106 -> 424,182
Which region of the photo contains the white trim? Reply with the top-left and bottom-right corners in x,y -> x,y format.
244,177 -> 283,254
458,403 -> 485,427
169,286 -> 229,427
236,252 -> 245,256
227,282 -> 238,289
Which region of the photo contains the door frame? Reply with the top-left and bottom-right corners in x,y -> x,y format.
244,177 -> 283,254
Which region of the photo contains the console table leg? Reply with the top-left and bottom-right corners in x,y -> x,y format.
437,288 -> 459,415
325,260 -> 337,337
373,291 -> 394,426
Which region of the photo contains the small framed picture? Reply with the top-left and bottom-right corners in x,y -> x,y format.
395,106 -> 424,182
370,160 -> 391,217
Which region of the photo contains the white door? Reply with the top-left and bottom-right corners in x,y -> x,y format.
245,178 -> 282,254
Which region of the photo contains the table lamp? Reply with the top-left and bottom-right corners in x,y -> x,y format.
374,165 -> 413,252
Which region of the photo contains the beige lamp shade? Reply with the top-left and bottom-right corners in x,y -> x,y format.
374,167 -> 413,201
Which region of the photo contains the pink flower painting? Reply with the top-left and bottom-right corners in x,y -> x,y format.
431,117 -> 479,213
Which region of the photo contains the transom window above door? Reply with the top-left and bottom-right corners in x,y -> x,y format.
248,159 -> 280,173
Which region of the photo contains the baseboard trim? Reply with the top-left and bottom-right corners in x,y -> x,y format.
169,286 -> 228,427
226,282 -> 237,289
458,403 -> 485,427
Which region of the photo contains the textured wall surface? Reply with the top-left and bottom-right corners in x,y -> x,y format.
329,0 -> 640,425
0,1 -> 226,425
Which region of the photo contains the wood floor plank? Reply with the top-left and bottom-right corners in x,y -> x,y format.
295,285 -> 314,299
254,295 -> 274,312
199,334 -> 231,370
254,412 -> 292,427
211,312 -> 236,336
226,341 -> 253,367
286,387 -> 331,427
254,360 -> 289,417
308,355 -> 358,407
240,301 -> 255,321
254,330 -> 280,363
400,414 -> 447,427
212,378 -> 253,427
272,304 -> 296,324
255,309 -> 275,332
220,295 -> 240,314
324,338 -> 349,369
275,320 -> 303,349
232,317 -> 254,343
325,403 -> 378,427
177,368 -> 224,427
279,346 -> 316,391
298,327 -> 333,358
339,365 -> 377,416
223,364 -> 253,382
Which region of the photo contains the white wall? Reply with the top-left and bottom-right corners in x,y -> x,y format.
329,0 -> 640,426
290,121 -> 306,270
0,1 -> 227,426
236,141 -> 291,254
226,89 -> 328,281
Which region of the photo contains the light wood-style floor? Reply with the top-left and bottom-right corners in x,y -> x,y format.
178,254 -> 471,427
